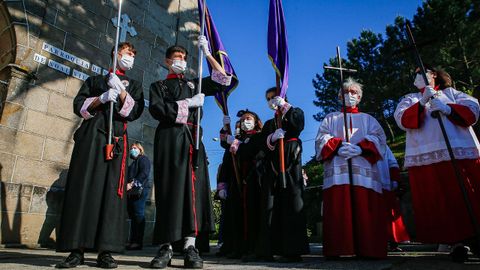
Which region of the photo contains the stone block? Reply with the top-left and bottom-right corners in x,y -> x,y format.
24,85 -> 50,112
43,7 -> 58,26
43,138 -> 73,164
39,22 -> 67,49
0,126 -> 17,153
127,120 -> 143,141
56,10 -> 100,46
0,211 -> 53,244
0,102 -> 26,130
0,152 -> 16,182
29,186 -> 48,214
13,131 -> 45,160
147,0 -> 176,28
65,76 -> 83,98
24,109 -> 78,141
65,35 -> 110,68
82,0 -> 113,19
0,182 -> 33,213
47,92 -> 76,121
12,157 -> 67,187
142,124 -> 155,143
144,200 -> 155,222
36,65 -> 68,94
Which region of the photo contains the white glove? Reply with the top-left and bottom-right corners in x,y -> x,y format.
223,115 -> 231,126
338,142 -> 362,159
271,128 -> 285,143
186,93 -> 205,108
430,98 -> 451,115
99,89 -> 119,104
419,86 -> 436,106
226,135 -> 235,145
198,35 -> 211,57
108,73 -> 125,92
271,96 -> 286,108
229,139 -> 241,154
218,189 -> 227,199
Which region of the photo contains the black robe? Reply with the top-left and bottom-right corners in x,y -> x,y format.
218,130 -> 246,256
57,74 -> 144,253
149,77 -> 220,244
262,107 -> 310,256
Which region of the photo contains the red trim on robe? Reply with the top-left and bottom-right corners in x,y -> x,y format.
357,139 -> 382,164
447,104 -> 477,127
384,190 -> 410,243
323,185 -> 388,258
117,122 -> 128,198
109,68 -> 126,76
341,107 -> 360,113
167,73 -> 184,79
401,102 -> 425,129
408,159 -> 480,244
189,144 -> 199,236
320,138 -> 343,161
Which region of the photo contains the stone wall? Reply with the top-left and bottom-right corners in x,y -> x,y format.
0,0 -> 200,247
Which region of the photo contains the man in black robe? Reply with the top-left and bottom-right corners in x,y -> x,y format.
148,35 -> 231,269
56,42 -> 144,268
261,87 -> 310,262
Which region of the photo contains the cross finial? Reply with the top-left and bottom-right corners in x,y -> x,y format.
111,14 -> 137,42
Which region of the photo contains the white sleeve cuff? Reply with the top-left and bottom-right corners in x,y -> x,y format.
280,102 -> 292,115
211,69 -> 233,86
118,92 -> 135,118
175,99 -> 189,124
80,97 -> 97,120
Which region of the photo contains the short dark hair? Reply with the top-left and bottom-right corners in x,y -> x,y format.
111,42 -> 136,58
265,87 -> 277,96
166,45 -> 188,59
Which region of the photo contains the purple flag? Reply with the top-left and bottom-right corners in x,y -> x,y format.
198,0 -> 239,114
267,0 -> 289,98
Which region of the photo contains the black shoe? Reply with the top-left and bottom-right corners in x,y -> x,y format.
150,245 -> 173,269
184,245 -> 203,269
96,252 -> 118,269
56,251 -> 84,268
451,245 -> 469,263
276,255 -> 302,263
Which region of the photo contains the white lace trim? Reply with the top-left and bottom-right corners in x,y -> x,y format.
404,147 -> 480,167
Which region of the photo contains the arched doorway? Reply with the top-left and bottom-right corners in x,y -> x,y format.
0,1 -> 16,118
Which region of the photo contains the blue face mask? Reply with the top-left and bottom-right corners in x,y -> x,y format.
130,148 -> 140,158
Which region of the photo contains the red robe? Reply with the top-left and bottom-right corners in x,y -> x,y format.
384,167 -> 410,243
316,109 -> 388,258
395,88 -> 480,244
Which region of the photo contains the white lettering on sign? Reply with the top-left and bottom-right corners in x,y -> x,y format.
73,69 -> 89,81
92,64 -> 102,74
144,99 -> 149,108
42,42 -> 90,69
48,59 -> 71,75
33,53 -> 47,64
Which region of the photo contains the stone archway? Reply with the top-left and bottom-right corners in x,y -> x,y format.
0,1 -> 16,118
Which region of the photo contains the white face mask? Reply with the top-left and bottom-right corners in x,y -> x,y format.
268,99 -> 277,111
344,93 -> 359,107
171,59 -> 187,74
118,54 -> 134,71
413,72 -> 433,89
241,119 -> 255,131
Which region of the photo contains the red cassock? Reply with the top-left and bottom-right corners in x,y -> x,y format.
394,87 -> 480,244
316,110 -> 388,258
385,167 -> 410,243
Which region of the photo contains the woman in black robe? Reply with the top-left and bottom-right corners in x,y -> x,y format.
262,88 -> 310,262
56,43 -> 144,268
148,41 -> 231,269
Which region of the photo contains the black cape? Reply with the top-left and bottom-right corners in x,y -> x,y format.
57,74 -> 144,253
149,76 -> 220,244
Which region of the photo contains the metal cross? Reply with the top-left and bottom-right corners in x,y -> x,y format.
111,14 -> 137,42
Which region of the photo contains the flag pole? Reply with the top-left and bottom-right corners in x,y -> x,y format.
275,75 -> 287,189
106,0 -> 123,161
194,0 -> 207,168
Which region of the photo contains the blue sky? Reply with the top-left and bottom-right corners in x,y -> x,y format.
198,0 -> 423,188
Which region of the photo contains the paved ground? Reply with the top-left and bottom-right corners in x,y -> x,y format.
0,244 -> 479,269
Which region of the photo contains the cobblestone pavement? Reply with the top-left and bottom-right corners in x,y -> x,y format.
0,244 -> 479,269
